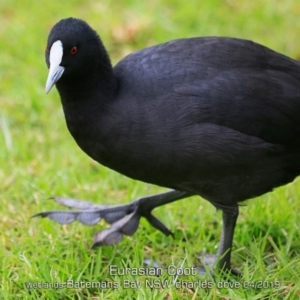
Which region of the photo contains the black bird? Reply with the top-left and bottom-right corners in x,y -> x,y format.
34,17 -> 300,274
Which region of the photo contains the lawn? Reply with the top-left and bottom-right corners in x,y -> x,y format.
1,0 -> 300,299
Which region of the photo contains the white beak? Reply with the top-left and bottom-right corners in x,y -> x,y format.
45,40 -> 65,93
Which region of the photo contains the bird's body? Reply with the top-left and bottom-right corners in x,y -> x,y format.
37,18 -> 300,273
58,35 -> 300,206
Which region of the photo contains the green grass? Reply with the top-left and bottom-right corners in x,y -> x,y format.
1,0 -> 300,299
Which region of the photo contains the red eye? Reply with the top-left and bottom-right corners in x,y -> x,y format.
70,46 -> 78,55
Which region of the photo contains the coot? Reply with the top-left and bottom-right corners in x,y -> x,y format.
34,18 -> 300,274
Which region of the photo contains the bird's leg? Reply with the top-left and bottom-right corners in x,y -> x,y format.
216,204 -> 240,275
197,204 -> 240,276
195,204 -> 240,276
32,190 -> 193,246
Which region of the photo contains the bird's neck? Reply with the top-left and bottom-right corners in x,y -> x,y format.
56,65 -> 118,105
55,67 -> 120,163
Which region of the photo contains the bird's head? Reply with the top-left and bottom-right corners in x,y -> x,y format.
45,18 -> 105,93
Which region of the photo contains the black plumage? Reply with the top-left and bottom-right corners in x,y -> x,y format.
34,17 -> 300,274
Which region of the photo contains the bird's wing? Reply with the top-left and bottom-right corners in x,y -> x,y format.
115,37 -> 300,146
173,68 -> 300,146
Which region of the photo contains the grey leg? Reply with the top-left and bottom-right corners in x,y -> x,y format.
217,205 -> 240,275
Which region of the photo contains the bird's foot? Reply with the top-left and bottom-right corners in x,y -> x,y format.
197,254 -> 241,277
144,255 -> 240,278
32,190 -> 191,247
